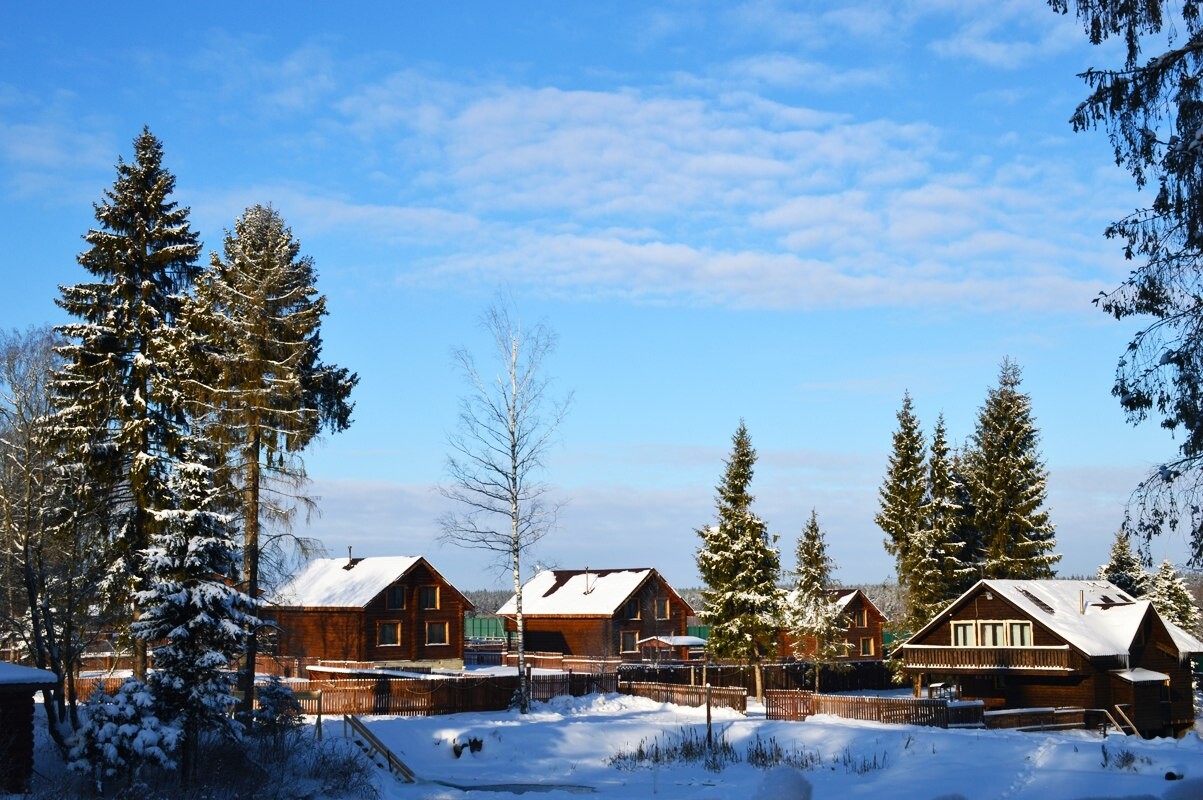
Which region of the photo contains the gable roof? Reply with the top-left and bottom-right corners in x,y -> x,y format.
269,556 -> 423,608
781,588 -> 882,616
497,568 -> 692,616
907,579 -> 1202,659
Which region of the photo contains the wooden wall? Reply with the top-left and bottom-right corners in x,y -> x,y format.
270,608 -> 364,662
0,689 -> 35,794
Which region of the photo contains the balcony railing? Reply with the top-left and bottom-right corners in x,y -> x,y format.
903,645 -> 1072,671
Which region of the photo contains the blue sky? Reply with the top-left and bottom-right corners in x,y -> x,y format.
0,1 -> 1188,593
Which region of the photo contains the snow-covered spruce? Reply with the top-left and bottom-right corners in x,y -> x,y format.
68,678 -> 180,788
696,421 -> 782,699
134,455 -> 257,782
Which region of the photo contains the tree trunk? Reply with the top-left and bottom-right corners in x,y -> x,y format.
513,505 -> 528,713
238,434 -> 261,721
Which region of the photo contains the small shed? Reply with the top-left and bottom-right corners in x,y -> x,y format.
0,662 -> 56,793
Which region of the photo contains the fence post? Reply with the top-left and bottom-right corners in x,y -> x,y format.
705,683 -> 712,745
315,690 -> 323,740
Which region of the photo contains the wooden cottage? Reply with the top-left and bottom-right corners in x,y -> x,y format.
778,588 -> 886,662
0,662 -> 56,793
497,568 -> 696,660
266,555 -> 473,668
900,579 -> 1203,737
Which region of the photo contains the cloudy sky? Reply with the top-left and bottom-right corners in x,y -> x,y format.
1,1 -> 1189,593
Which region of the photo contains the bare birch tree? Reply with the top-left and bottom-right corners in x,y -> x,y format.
439,301 -> 571,713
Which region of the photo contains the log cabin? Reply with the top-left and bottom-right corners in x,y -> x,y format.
497,568 -> 696,660
265,555 -> 473,668
900,579 -> 1203,737
778,588 -> 886,662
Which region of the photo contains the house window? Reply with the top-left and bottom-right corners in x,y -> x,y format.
980,622 -> 1006,647
426,621 -> 448,646
621,631 -> 638,652
655,597 -> 670,620
953,622 -> 976,647
859,637 -> 874,657
1008,622 -> 1032,647
624,598 -> 641,620
852,609 -> 868,628
419,586 -> 440,610
377,621 -> 401,647
386,586 -> 406,610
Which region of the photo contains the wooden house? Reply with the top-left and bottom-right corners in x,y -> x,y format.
899,579 -> 1203,737
777,588 -> 886,662
266,556 -> 473,668
497,568 -> 696,660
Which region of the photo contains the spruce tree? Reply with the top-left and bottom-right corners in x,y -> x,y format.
786,509 -> 847,691
876,392 -> 926,588
908,415 -> 973,629
1097,530 -> 1148,597
696,421 -> 782,700
135,456 -> 255,784
1146,560 -> 1202,634
963,358 -> 1060,579
49,128 -> 202,679
180,204 -> 356,717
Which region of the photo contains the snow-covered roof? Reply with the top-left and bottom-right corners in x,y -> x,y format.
1112,667 -> 1171,683
1162,616 -> 1203,656
637,635 -> 707,647
908,579 -> 1179,659
497,569 -> 661,616
781,588 -> 875,614
269,556 -> 421,607
0,661 -> 56,687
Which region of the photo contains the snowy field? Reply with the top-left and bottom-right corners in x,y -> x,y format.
350,693 -> 1203,800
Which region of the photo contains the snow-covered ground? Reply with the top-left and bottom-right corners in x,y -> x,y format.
351,693 -> 1203,800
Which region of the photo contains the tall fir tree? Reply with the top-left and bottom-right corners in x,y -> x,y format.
180,204 -> 357,717
963,358 -> 1060,579
875,392 -> 927,589
135,456 -> 255,784
786,509 -> 848,691
1146,559 -> 1202,634
696,421 -> 782,699
908,415 -> 973,629
1097,530 -> 1148,597
948,448 -> 983,582
49,128 -> 202,679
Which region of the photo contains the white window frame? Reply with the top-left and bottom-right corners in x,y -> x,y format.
979,622 -> 1006,647
1007,621 -> 1033,647
952,622 -> 976,647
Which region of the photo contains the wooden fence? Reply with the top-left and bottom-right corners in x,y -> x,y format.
71,671 -> 618,717
620,681 -> 747,714
765,690 -> 984,729
618,661 -> 892,694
